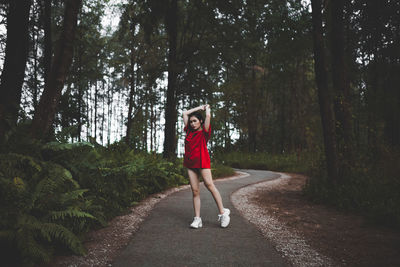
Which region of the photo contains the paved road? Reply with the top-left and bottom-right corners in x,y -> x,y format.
112,169 -> 289,267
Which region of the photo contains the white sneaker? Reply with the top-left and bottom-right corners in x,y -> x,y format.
218,208 -> 231,228
190,217 -> 202,228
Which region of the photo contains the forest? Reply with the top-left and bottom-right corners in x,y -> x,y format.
0,0 -> 399,265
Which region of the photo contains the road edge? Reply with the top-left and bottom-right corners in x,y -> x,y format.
231,171 -> 337,267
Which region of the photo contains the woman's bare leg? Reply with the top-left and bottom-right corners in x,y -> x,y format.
200,168 -> 225,214
188,168 -> 201,217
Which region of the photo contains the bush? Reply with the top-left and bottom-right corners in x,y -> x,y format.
41,141 -> 189,220
214,151 -> 318,174
211,163 -> 236,178
0,153 -> 95,266
304,149 -> 400,229
0,137 -> 234,265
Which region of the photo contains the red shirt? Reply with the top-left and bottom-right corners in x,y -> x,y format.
183,125 -> 211,169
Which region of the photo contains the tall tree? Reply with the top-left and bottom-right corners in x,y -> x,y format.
311,0 -> 339,182
42,0 -> 52,86
31,0 -> 82,139
329,0 -> 354,165
126,54 -> 136,145
0,0 -> 32,143
163,0 -> 178,159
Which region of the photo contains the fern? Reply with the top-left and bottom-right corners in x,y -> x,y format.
38,223 -> 86,255
11,214 -> 86,264
1,144 -> 192,265
44,161 -> 79,188
50,208 -> 96,221
16,228 -> 51,265
0,152 -> 95,264
59,189 -> 89,203
0,153 -> 42,179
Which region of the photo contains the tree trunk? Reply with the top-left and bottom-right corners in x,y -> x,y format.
144,96 -> 149,151
225,99 -> 231,150
101,80 -> 105,145
150,99 -> 155,152
87,82 -> 91,139
330,0 -> 354,165
126,60 -> 135,145
77,55 -> 82,141
280,88 -> 286,153
163,0 -> 178,159
94,81 -> 98,140
0,0 -> 32,142
311,0 -> 339,182
43,0 -> 52,86
247,63 -> 258,152
33,18 -> 39,110
31,0 -> 82,140
107,76 -> 112,146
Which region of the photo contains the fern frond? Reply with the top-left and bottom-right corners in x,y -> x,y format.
30,163 -> 80,207
17,213 -> 39,227
30,177 -> 54,205
50,208 -> 96,221
16,227 -> 51,264
60,189 -> 89,203
44,162 -> 79,188
38,223 -> 86,255
0,153 -> 42,175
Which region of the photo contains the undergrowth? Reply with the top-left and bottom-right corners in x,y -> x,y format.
0,131 -> 233,266
304,148 -> 400,229
215,150 -> 318,174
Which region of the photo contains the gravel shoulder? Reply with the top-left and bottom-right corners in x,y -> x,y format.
232,172 -> 400,267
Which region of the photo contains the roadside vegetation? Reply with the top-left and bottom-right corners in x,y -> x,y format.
0,130 -> 233,266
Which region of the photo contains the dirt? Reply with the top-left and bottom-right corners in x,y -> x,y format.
250,173 -> 400,267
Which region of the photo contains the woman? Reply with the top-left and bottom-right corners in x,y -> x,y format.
183,104 -> 230,228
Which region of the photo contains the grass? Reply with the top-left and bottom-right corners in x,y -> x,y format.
214,150 -> 318,174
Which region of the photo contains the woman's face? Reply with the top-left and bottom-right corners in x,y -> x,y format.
189,116 -> 202,131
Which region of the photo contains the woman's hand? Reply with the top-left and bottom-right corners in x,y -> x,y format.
205,104 -> 211,116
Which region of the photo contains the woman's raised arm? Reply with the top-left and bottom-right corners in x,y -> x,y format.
183,105 -> 206,127
204,104 -> 211,131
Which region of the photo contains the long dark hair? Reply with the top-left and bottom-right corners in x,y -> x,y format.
188,112 -> 204,130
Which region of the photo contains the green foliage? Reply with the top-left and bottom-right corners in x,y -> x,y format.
211,163 -> 235,179
304,148 -> 400,229
0,121 -> 44,158
215,151 -> 317,174
25,139 -> 193,220
0,153 -> 95,265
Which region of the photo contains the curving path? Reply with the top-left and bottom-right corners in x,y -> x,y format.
112,170 -> 289,267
